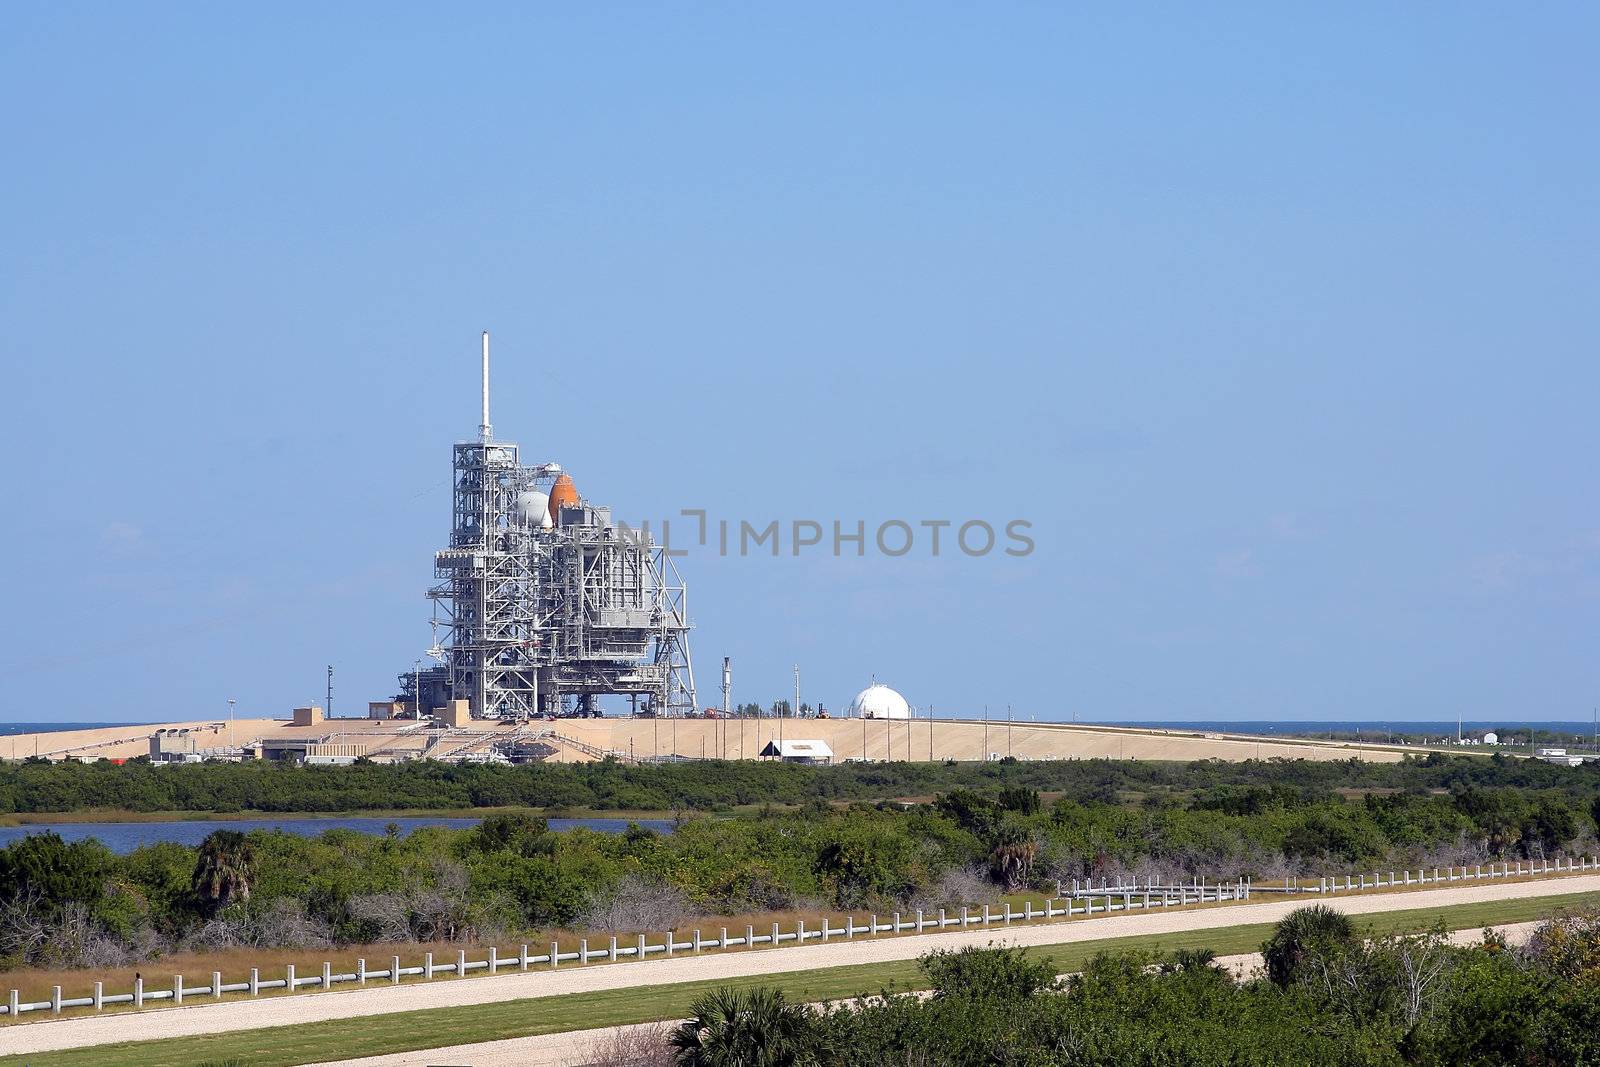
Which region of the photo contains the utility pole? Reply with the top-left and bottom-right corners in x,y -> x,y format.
228,698 -> 236,752
984,705 -> 989,761
929,704 -> 934,762
327,665 -> 334,720
722,658 -> 731,758
1007,704 -> 1013,758
794,664 -> 800,723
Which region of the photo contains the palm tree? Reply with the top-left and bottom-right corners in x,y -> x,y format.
1162,947 -> 1220,974
987,822 -> 1038,891
192,830 -> 256,915
668,987 -> 817,1066
1261,904 -> 1357,988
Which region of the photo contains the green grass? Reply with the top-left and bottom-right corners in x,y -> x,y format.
8,890 -> 1597,1067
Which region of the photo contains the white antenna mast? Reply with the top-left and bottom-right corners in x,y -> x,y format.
479,330 -> 492,442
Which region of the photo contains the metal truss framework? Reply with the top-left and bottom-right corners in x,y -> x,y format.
426,437 -> 696,720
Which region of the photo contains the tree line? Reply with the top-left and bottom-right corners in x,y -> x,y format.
3,749 -> 1599,815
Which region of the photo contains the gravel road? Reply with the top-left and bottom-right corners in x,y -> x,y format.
308,924 -> 1545,1067
6,876 -> 1593,1060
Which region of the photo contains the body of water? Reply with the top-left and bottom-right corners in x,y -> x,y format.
0,815 -> 675,853
1093,720 -> 1599,738
0,721 -> 144,736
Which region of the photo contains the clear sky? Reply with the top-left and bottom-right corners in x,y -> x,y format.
2,6 -> 1596,724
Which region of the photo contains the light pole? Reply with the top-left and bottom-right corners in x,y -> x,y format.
227,698 -> 236,752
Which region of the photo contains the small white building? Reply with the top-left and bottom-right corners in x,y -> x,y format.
759,739 -> 834,765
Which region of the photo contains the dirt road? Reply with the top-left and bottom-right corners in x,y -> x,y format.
6,877 -> 1594,1060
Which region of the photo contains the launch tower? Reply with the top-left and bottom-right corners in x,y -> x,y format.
412,333 -> 696,720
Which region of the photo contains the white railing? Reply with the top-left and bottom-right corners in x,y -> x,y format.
3,855 -> 1592,1019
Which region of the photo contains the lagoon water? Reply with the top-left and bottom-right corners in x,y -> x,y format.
0,815 -> 674,853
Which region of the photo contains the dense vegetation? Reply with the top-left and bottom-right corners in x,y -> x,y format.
4,753 -> 1600,974
653,909 -> 1600,1066
4,749 -> 1600,815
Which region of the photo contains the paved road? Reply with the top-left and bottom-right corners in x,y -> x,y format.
6,877 -> 1595,1060
313,924 -> 1545,1067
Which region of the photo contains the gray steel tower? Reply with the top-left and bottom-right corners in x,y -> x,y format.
421,333 -> 696,720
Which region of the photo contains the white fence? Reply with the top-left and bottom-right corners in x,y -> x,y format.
3,855 -> 1594,1019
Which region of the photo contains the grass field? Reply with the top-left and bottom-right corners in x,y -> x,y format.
6,889 -> 1596,1067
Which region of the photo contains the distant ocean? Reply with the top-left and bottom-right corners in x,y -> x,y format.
1085,720 -> 1598,738
0,722 -> 146,736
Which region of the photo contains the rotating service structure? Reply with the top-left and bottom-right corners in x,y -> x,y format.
415,333 -> 696,721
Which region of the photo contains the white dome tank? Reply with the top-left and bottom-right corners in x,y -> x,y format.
851,682 -> 910,719
516,490 -> 553,529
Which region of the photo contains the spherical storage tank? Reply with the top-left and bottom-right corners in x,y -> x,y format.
851,682 -> 910,719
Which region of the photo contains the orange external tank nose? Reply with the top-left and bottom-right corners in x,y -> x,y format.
548,473 -> 579,523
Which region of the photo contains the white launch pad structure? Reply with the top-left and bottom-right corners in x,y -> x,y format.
415,333 -> 696,720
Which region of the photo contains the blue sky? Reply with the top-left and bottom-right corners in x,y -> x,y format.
2,5 -> 1596,723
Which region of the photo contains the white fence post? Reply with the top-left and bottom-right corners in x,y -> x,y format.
392,956 -> 401,984
287,964 -> 296,991
422,954 -> 432,979
249,968 -> 259,996
324,961 -> 333,989
358,958 -> 366,985
173,975 -> 182,1005
456,950 -> 466,977
94,980 -> 103,1010
551,941 -> 560,968
134,976 -> 144,1008
609,936 -> 619,962
52,985 -> 62,1014
521,944 -> 531,971
9,989 -> 18,1017
488,946 -> 497,974
580,939 -> 590,964
798,919 -> 807,943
